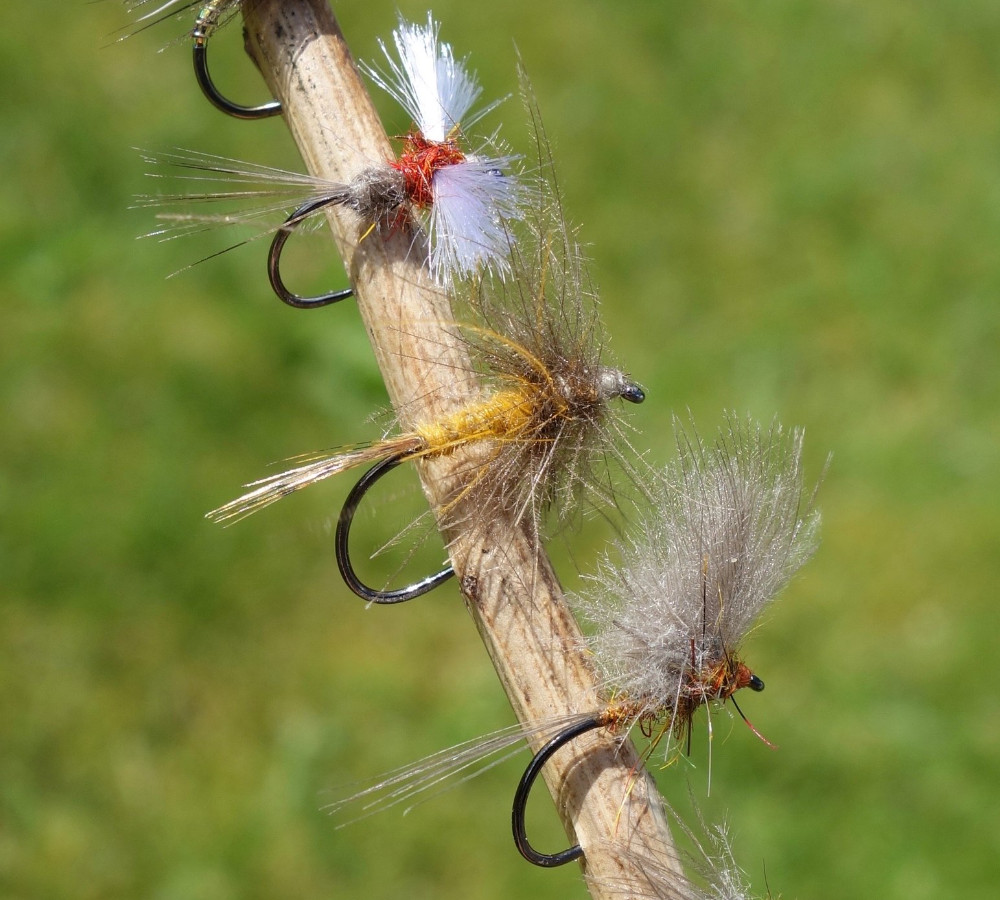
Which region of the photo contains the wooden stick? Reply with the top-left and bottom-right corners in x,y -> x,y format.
241,2 -> 680,894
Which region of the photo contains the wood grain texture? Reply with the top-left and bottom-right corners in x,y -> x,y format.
241,2 -> 680,894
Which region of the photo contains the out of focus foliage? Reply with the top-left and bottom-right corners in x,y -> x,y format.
1,2 -> 996,898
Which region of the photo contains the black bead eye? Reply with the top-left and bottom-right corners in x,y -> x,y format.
749,674 -> 765,692
622,382 -> 645,404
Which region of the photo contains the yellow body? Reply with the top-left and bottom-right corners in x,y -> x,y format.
211,380 -> 571,522
412,387 -> 541,455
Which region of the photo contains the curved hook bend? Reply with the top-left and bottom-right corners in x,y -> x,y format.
192,9 -> 283,120
268,198 -> 356,309
512,715 -> 605,868
336,454 -> 455,604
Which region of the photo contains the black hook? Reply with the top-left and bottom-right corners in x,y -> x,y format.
191,4 -> 283,120
336,454 -> 455,604
268,197 -> 356,309
511,715 -> 605,868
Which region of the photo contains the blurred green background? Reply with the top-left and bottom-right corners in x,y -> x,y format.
2,1 -> 997,897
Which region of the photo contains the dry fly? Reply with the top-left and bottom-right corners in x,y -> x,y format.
138,13 -> 526,289
571,415 -> 822,764
322,416 -> 820,833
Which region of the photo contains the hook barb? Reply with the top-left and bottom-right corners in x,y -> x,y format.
336,454 -> 454,604
511,715 -> 604,868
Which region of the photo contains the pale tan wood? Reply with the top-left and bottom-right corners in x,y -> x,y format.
241,2 -> 680,894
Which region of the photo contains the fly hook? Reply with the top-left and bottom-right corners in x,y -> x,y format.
192,1 -> 282,119
511,714 -> 604,868
268,198 -> 355,308
335,454 -> 455,603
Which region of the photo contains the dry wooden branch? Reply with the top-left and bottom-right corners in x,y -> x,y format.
241,1 -> 680,894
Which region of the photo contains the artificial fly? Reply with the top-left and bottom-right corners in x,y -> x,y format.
572,415 -> 823,763
206,279 -> 645,603
137,13 -> 526,301
208,361 -> 642,525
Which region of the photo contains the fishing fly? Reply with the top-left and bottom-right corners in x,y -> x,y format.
115,1 -> 281,118
359,13 -> 527,284
570,415 -> 822,755
138,13 -> 526,307
322,416 -> 821,866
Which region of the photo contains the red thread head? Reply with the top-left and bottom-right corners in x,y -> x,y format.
688,656 -> 759,703
391,131 -> 466,208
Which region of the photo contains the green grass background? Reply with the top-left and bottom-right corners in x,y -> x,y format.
2,1 -> 998,897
